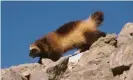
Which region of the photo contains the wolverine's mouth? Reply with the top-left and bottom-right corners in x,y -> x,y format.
29,52 -> 49,58
29,53 -> 36,58
29,51 -> 42,58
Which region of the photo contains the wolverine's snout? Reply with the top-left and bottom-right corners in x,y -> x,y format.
30,48 -> 38,53
29,45 -> 41,58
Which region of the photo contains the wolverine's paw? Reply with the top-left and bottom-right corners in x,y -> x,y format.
91,11 -> 104,26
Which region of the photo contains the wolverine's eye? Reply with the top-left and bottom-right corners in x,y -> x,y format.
30,49 -> 37,53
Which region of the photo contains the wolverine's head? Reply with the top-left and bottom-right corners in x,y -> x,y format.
29,38 -> 49,58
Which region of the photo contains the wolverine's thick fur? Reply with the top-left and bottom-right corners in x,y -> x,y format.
29,11 -> 106,63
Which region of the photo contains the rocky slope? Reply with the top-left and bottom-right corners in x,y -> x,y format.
1,23 -> 133,80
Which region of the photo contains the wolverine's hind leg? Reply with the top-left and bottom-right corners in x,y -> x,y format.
73,44 -> 91,55
79,44 -> 91,53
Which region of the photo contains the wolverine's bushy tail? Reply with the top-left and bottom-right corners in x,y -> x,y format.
90,11 -> 104,26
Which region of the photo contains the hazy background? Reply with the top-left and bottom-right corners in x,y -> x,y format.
2,1 -> 133,68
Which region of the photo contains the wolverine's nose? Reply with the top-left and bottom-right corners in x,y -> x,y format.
29,48 -> 38,58
29,45 -> 41,58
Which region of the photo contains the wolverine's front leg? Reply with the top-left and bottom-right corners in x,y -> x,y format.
38,57 -> 42,64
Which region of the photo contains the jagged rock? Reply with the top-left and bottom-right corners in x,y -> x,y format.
1,63 -> 43,80
61,34 -> 117,80
41,58 -> 54,66
30,70 -> 48,80
117,23 -> 133,46
29,56 -> 69,80
1,23 -> 133,80
2,69 -> 27,80
109,23 -> 133,80
79,34 -> 117,65
110,23 -> 133,68
125,65 -> 133,80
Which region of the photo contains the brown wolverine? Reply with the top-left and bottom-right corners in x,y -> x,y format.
29,11 -> 106,63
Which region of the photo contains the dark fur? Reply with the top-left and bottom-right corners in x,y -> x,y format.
91,11 -> 104,26
56,21 -> 81,36
81,30 -> 106,52
33,39 -> 60,62
29,11 -> 106,63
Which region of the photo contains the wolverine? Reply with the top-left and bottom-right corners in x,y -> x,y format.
29,11 -> 106,63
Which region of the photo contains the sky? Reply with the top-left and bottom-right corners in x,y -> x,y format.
1,1 -> 133,68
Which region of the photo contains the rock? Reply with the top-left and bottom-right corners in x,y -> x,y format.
125,65 -> 133,80
29,56 -> 69,80
110,23 -> 133,68
45,56 -> 69,80
2,69 -> 27,80
1,23 -> 133,80
117,23 -> 133,46
1,63 -> 45,80
79,34 -> 117,66
41,58 -> 54,66
30,70 -> 48,80
69,52 -> 83,63
61,34 -> 116,80
108,23 -> 133,80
